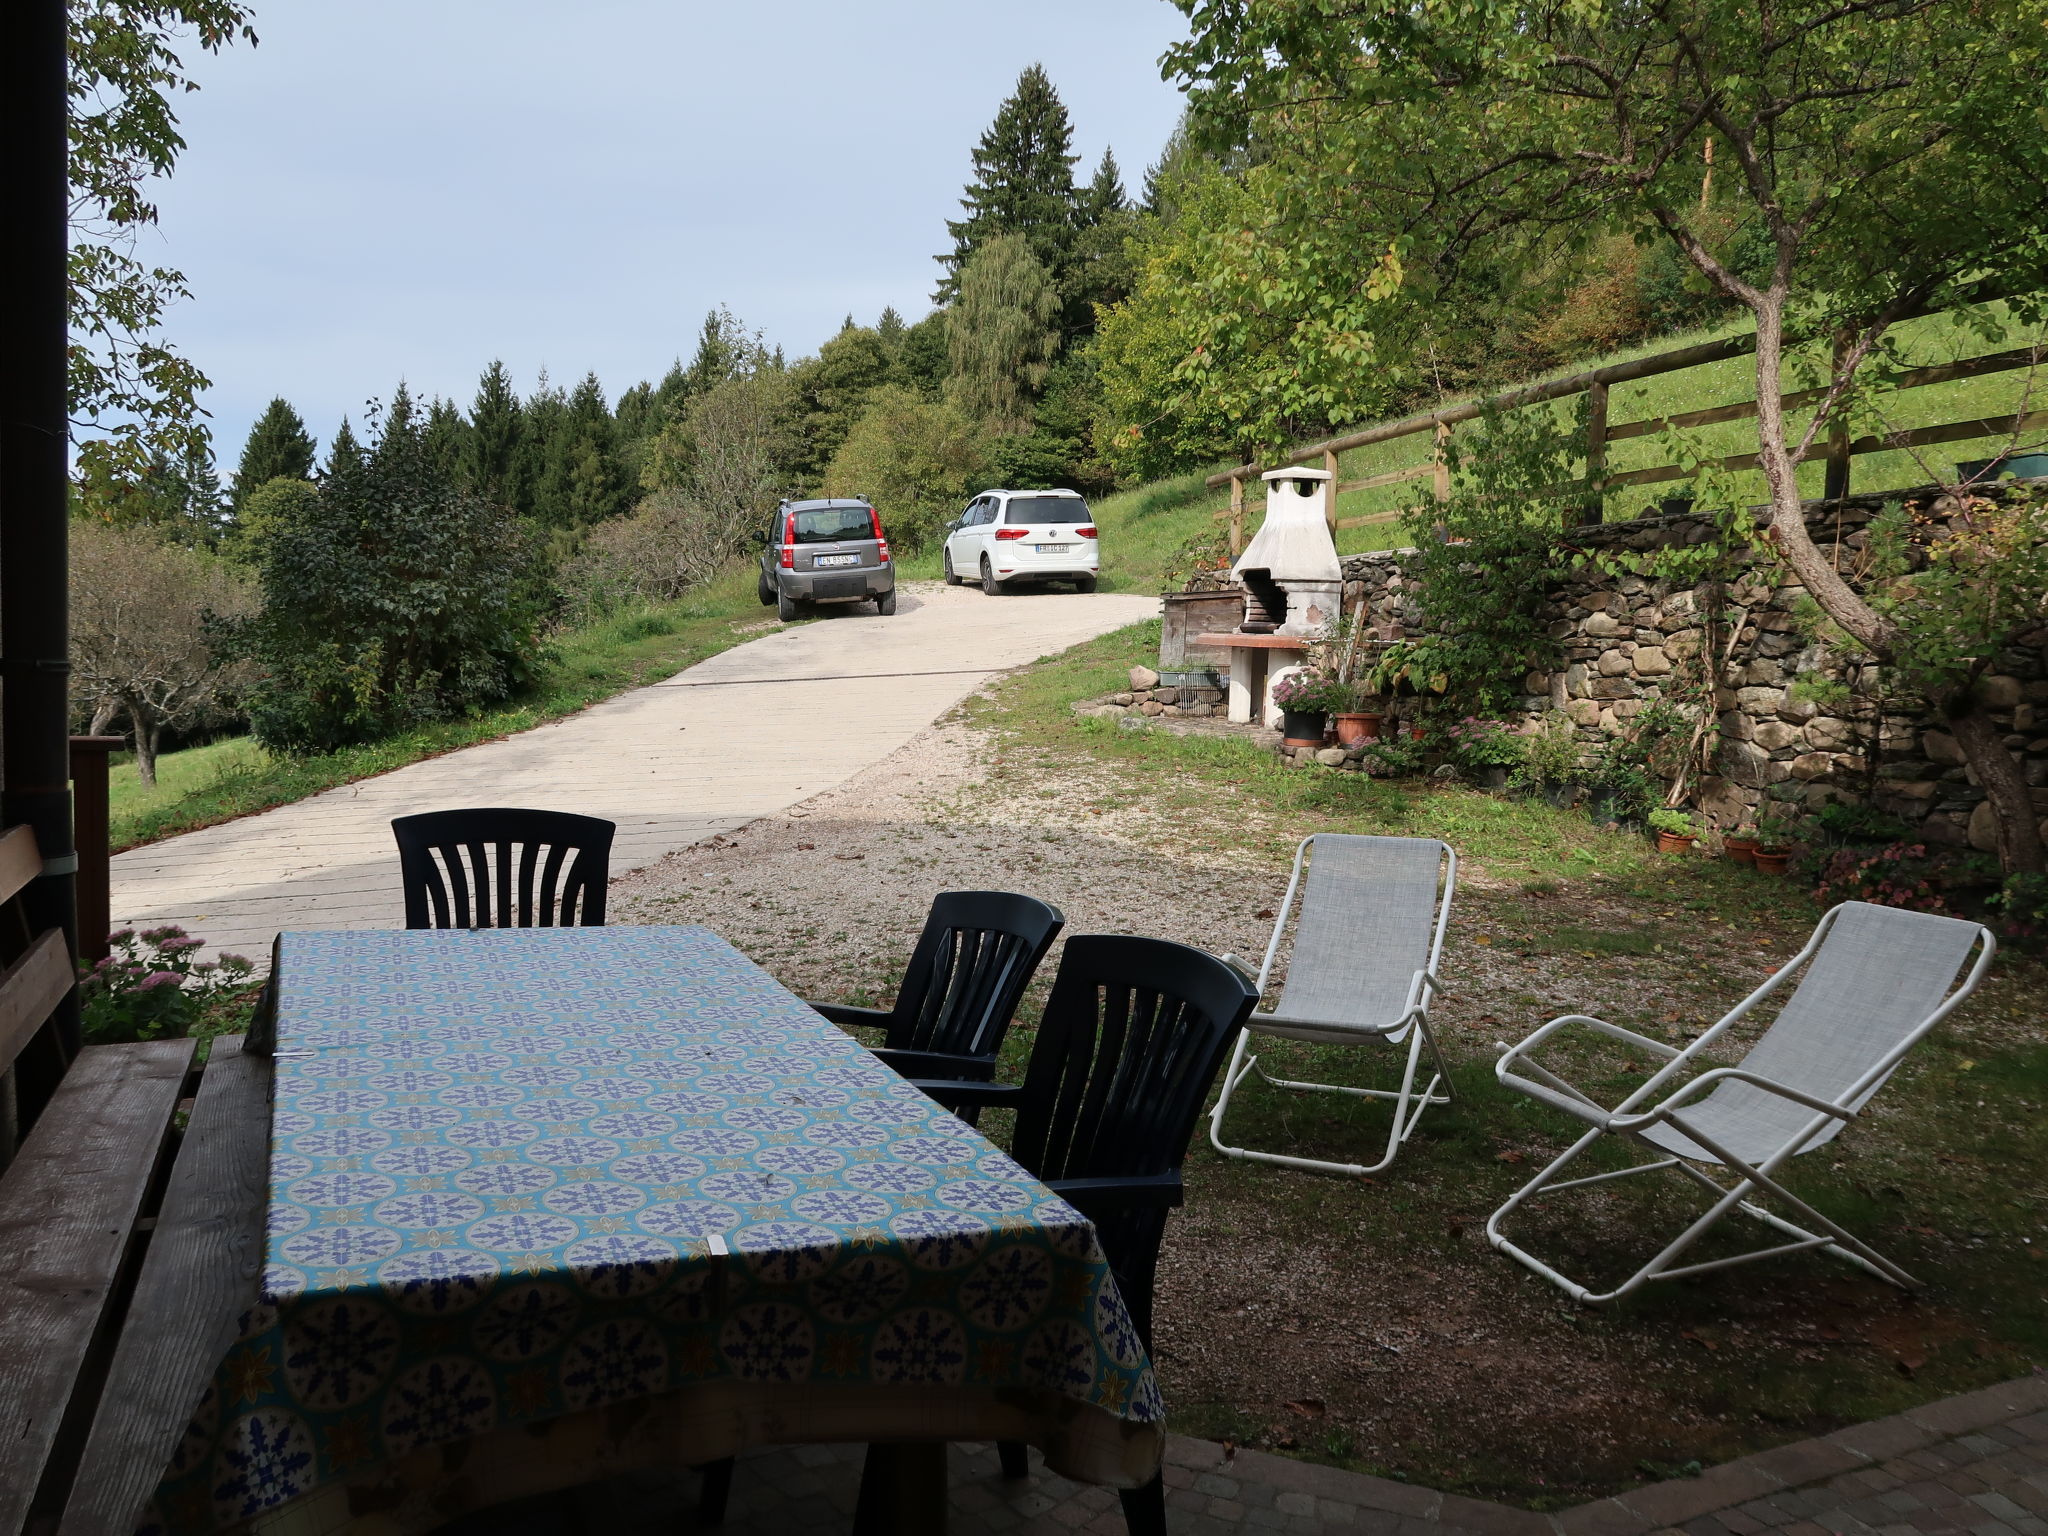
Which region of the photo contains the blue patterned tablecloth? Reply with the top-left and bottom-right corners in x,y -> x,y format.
150,928 -> 1161,1535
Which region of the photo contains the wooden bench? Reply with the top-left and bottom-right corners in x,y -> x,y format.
0,825 -> 269,1536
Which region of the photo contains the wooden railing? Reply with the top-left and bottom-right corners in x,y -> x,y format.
1206,318 -> 2048,549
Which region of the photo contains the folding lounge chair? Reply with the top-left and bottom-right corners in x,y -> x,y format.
1208,833 -> 1458,1177
1488,899 -> 1995,1306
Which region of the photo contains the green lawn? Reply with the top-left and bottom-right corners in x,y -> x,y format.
957,618 -> 2048,1505
110,566 -> 776,852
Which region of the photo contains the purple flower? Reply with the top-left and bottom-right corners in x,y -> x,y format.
138,925 -> 188,943
106,928 -> 135,945
136,971 -> 184,991
158,936 -> 204,953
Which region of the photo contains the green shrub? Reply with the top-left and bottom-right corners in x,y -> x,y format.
222,427 -> 550,754
81,926 -> 257,1044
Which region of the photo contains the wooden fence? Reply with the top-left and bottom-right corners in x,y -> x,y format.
1206,322 -> 2048,551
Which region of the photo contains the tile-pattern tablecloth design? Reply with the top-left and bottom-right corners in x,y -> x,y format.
150,928 -> 1159,1534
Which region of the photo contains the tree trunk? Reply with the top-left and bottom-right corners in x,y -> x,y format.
132,710 -> 161,788
88,695 -> 121,736
1947,698 -> 2047,875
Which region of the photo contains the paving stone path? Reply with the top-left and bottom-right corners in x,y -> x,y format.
449,1372 -> 2047,1535
110,583 -> 1154,954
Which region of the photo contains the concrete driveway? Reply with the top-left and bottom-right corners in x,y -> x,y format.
110,582 -> 1155,955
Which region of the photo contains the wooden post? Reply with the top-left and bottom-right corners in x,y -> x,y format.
1432,421 -> 1452,502
1323,447 -> 1340,535
1582,380 -> 1609,526
1228,474 -> 1245,556
1823,334 -> 1852,502
69,736 -> 123,964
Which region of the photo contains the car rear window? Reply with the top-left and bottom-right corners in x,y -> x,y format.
1003,496 -> 1090,524
791,506 -> 874,543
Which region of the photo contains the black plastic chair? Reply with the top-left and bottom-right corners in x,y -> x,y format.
390,808 -> 615,929
809,890 -> 1065,1087
910,934 -> 1261,1536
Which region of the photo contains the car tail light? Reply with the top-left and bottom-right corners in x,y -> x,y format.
994,527 -> 1029,541
779,510 -> 795,569
869,504 -> 890,563
1074,526 -> 1097,538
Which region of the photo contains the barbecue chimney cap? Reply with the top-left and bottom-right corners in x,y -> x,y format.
1260,466 -> 1333,482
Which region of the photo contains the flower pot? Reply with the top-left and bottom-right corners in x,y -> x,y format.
1280,709 -> 1329,748
1474,766 -> 1509,793
1585,786 -> 1624,826
1723,835 -> 1759,865
1542,779 -> 1582,811
1654,830 -> 1698,855
1333,712 -> 1383,746
1753,847 -> 1791,875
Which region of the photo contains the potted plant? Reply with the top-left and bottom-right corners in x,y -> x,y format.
1509,712 -> 1583,808
1444,717 -> 1524,791
1648,806 -> 1701,854
1270,670 -> 1345,747
1753,812 -> 1795,874
1584,735 -> 1656,828
1722,817 -> 1761,865
1313,612 -> 1387,746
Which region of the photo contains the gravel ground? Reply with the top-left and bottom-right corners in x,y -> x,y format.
613,700 -> 2048,1507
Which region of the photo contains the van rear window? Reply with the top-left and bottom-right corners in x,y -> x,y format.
792,506 -> 874,543
1004,496 -> 1089,524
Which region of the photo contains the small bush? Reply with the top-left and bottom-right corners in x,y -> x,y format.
81,926 -> 257,1044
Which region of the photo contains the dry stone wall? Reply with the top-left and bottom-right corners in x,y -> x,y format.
1338,493 -> 2048,851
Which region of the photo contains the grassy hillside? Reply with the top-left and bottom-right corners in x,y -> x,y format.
1082,301 -> 2048,595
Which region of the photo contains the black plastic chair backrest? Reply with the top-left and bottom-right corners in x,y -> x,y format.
1009,935 -> 1257,1345
885,890 -> 1065,1062
392,808 -> 616,929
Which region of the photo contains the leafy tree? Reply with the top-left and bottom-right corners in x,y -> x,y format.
823,386 -> 988,552
936,64 -> 1080,303
223,428 -> 548,754
68,1 -> 256,483
1167,0 -> 2048,869
787,322 -> 894,486
228,475 -> 317,566
70,519 -> 254,784
462,360 -> 523,507
893,312 -> 951,398
74,437 -> 227,537
947,234 -> 1061,435
230,398 -> 316,507
322,417 -> 365,481
681,369 -> 799,551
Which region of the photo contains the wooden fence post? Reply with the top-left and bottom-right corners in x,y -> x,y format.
1824,334 -> 1852,502
1432,421 -> 1452,503
1228,474 -> 1245,556
1582,380 -> 1609,526
68,736 -> 122,964
1323,447 -> 1340,534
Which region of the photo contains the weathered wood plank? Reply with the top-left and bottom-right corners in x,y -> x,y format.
0,826 -> 42,910
0,1039 -> 193,1536
0,928 -> 76,1080
57,1038 -> 270,1536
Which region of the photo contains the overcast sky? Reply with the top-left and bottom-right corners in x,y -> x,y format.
144,0 -> 1192,467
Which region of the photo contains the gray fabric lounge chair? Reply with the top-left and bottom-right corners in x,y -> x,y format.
1207,834 -> 1457,1177
1488,899 -> 1996,1305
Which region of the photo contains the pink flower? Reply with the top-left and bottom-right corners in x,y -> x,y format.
106,928 -> 135,945
139,925 -> 188,943
158,936 -> 204,952
136,971 -> 184,991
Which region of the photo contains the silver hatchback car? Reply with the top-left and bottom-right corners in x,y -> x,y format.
757,497 -> 896,621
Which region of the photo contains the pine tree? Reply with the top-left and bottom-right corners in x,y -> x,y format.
463,360 -> 524,507
231,398 -> 317,507
515,371 -> 566,520
937,64 -> 1080,303
373,382 -> 423,468
683,309 -> 746,396
324,417 -> 366,480
877,307 -> 907,347
652,358 -> 692,426
1079,149 -> 1128,225
422,397 -> 470,485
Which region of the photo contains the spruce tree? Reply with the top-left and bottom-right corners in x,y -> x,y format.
324,417 -> 366,480
936,64 -> 1080,303
231,398 -> 317,507
683,309 -> 743,396
515,372 -> 567,520
422,397 -> 470,484
373,382 -> 423,468
1079,149 -> 1128,225
463,360 -> 523,507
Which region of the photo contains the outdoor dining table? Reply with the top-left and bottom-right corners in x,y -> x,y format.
146,926 -> 1163,1536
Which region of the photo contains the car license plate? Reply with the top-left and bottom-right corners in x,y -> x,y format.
1036,543 -> 1071,554
815,554 -> 860,567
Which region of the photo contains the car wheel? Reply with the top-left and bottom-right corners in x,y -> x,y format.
980,557 -> 1002,596
1074,575 -> 1097,593
875,589 -> 897,616
942,550 -> 961,586
777,589 -> 803,622
757,570 -> 776,605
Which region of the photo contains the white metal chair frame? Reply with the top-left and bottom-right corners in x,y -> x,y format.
1487,901 -> 1996,1307
1207,835 -> 1458,1178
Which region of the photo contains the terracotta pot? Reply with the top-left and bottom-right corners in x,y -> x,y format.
1654,830 -> 1698,855
1723,835 -> 1760,865
1333,712 -> 1383,746
1753,848 -> 1791,875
